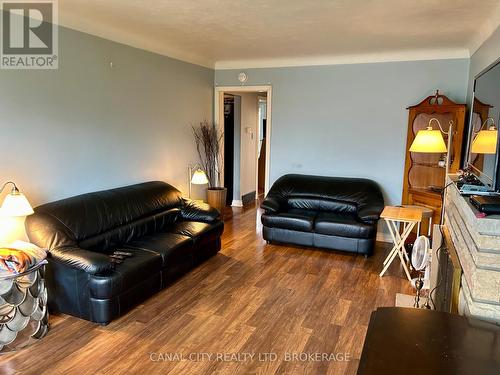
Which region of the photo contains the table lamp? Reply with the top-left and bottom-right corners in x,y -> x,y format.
188,165 -> 209,198
0,181 -> 34,244
0,181 -> 34,217
471,117 -> 497,154
409,118 -> 453,176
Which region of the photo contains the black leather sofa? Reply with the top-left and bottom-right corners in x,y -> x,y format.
261,174 -> 384,256
25,181 -> 223,324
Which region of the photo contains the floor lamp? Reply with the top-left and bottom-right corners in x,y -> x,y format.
409,118 -> 453,223
188,165 -> 209,199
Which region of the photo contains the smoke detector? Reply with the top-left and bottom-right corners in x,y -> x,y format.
238,72 -> 248,84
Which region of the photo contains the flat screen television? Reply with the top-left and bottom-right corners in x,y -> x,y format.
466,59 -> 500,192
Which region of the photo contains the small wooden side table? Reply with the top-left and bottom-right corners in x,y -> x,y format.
379,206 -> 422,282
402,204 -> 433,237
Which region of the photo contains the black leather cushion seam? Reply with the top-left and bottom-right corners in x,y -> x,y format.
287,195 -> 359,206
261,212 -> 315,232
122,245 -> 171,265
93,269 -> 121,298
75,268 -> 84,317
314,213 -> 375,239
122,246 -> 158,255
262,224 -> 376,237
89,272 -> 161,302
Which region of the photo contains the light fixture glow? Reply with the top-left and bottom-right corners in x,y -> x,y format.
0,183 -> 34,217
0,191 -> 34,217
409,126 -> 447,153
191,169 -> 209,185
471,118 -> 498,155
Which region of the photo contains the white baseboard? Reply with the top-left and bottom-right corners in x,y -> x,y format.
376,231 -> 392,243
231,200 -> 243,207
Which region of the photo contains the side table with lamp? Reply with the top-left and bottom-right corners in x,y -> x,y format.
0,181 -> 49,353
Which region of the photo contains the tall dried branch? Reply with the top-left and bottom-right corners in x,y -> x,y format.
192,120 -> 223,188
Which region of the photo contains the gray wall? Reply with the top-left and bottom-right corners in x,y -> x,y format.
215,59 -> 469,205
0,25 -> 214,206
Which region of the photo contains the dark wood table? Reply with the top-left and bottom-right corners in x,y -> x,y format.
358,307 -> 500,375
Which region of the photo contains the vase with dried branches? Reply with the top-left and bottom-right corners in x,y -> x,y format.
192,120 -> 227,217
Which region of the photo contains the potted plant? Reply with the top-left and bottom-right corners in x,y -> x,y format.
192,120 -> 227,217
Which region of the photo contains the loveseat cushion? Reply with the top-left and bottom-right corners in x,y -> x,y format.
261,209 -> 316,232
89,247 -> 162,299
125,232 -> 193,267
287,197 -> 357,215
314,212 -> 375,239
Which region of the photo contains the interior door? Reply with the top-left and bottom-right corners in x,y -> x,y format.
223,96 -> 234,205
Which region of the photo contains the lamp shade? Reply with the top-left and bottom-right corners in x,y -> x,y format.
471,128 -> 498,154
409,128 -> 447,153
0,191 -> 34,216
191,169 -> 209,185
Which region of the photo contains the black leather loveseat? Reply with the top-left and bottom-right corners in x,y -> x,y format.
25,181 -> 223,324
261,174 -> 384,256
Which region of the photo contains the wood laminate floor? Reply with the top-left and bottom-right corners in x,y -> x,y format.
0,203 -> 412,375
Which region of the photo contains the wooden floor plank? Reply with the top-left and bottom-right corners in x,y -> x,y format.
0,202 -> 412,374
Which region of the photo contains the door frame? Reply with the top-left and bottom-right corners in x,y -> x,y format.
214,85 -> 272,196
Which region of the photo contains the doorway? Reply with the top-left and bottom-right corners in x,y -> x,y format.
257,96 -> 267,198
215,85 -> 272,206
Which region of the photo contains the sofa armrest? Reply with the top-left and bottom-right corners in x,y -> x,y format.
50,246 -> 113,275
180,199 -> 220,223
358,204 -> 384,222
261,196 -> 283,213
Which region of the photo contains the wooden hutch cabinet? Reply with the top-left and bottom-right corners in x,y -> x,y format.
402,91 -> 466,226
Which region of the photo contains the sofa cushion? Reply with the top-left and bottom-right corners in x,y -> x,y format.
287,197 -> 357,215
314,212 -> 375,239
79,208 -> 181,252
125,232 -> 193,267
261,209 -> 316,232
170,221 -> 224,245
89,247 -> 162,299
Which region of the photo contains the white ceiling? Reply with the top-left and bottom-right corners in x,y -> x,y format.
59,0 -> 500,69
